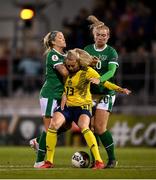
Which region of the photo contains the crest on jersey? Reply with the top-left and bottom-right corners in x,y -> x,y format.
67,80 -> 72,86
99,55 -> 107,61
52,55 -> 59,61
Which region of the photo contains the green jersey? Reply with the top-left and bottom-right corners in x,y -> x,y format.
40,48 -> 66,99
84,44 -> 119,95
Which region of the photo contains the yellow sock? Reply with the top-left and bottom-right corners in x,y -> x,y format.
82,128 -> 103,162
46,128 -> 57,163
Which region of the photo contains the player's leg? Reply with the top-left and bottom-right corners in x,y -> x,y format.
34,97 -> 57,168
34,117 -> 51,166
77,109 -> 105,169
41,111 -> 66,168
95,94 -> 117,168
89,103 -> 100,167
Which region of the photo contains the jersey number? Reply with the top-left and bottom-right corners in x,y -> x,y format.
66,87 -> 74,96
96,61 -> 101,69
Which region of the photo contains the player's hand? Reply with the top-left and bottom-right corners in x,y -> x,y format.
91,56 -> 99,67
90,78 -> 100,85
61,94 -> 67,110
122,88 -> 131,95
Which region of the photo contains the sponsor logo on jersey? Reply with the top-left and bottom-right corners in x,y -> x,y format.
52,55 -> 59,61
99,55 -> 107,61
67,80 -> 72,86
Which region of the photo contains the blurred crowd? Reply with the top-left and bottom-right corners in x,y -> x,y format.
63,0 -> 156,51
0,0 -> 156,98
0,47 -> 43,96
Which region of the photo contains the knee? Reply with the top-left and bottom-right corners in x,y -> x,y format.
49,120 -> 62,130
95,124 -> 106,134
78,122 -> 89,131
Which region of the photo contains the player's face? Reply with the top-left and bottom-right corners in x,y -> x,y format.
93,28 -> 109,48
53,32 -> 66,48
65,55 -> 80,73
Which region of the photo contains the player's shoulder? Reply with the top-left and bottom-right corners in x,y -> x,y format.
48,49 -> 59,57
106,45 -> 118,56
106,45 -> 116,52
86,66 -> 99,78
47,49 -> 65,62
87,66 -> 97,73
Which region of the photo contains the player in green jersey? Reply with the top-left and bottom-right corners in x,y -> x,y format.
31,31 -> 69,168
84,15 -> 119,168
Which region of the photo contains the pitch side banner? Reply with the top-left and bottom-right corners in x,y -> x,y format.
0,116 -> 65,146
108,114 -> 156,147
0,114 -> 156,147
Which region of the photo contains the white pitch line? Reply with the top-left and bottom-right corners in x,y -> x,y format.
0,165 -> 156,171
118,165 -> 156,168
0,168 -> 75,171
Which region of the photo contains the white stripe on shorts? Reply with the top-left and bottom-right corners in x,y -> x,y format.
51,99 -> 57,117
39,97 -> 57,116
40,97 -> 48,116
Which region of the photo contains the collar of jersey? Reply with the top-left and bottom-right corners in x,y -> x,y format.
93,44 -> 107,52
52,48 -> 66,56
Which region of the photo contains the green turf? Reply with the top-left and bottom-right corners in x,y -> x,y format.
0,146 -> 156,179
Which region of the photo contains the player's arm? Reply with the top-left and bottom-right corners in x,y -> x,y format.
89,63 -> 117,84
103,81 -> 131,95
55,64 -> 69,81
88,67 -> 131,95
61,92 -> 67,110
89,69 -> 131,95
100,63 -> 117,82
90,77 -> 131,94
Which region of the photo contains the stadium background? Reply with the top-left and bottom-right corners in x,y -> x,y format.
0,0 -> 156,148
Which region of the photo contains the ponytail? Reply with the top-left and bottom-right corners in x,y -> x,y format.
87,15 -> 110,35
43,31 -> 59,55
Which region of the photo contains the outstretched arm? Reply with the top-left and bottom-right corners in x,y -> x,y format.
103,81 -> 131,95
90,78 -> 131,95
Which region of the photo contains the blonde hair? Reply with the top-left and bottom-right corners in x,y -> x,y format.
87,15 -> 110,35
43,31 -> 59,55
66,48 -> 97,67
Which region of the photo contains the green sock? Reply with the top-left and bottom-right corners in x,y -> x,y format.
36,131 -> 46,162
99,130 -> 115,160
90,133 -> 100,162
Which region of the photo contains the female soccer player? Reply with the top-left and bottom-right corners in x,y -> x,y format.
40,49 -> 130,169
84,15 -> 121,168
32,31 -> 69,168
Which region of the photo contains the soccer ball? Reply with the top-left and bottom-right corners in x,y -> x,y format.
71,151 -> 90,168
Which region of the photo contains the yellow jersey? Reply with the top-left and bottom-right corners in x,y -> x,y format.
64,67 -> 125,107
65,67 -> 99,107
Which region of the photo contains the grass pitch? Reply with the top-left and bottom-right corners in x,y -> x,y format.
0,146 -> 156,179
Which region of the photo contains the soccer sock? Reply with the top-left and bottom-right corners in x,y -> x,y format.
99,130 -> 115,160
36,131 -> 46,162
82,128 -> 103,162
46,128 -> 57,163
90,133 -> 100,163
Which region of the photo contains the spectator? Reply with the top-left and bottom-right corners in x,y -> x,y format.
0,118 -> 9,145
18,49 -> 43,94
0,47 -> 10,96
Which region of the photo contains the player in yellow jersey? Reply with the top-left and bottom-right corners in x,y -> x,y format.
40,48 -> 131,169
